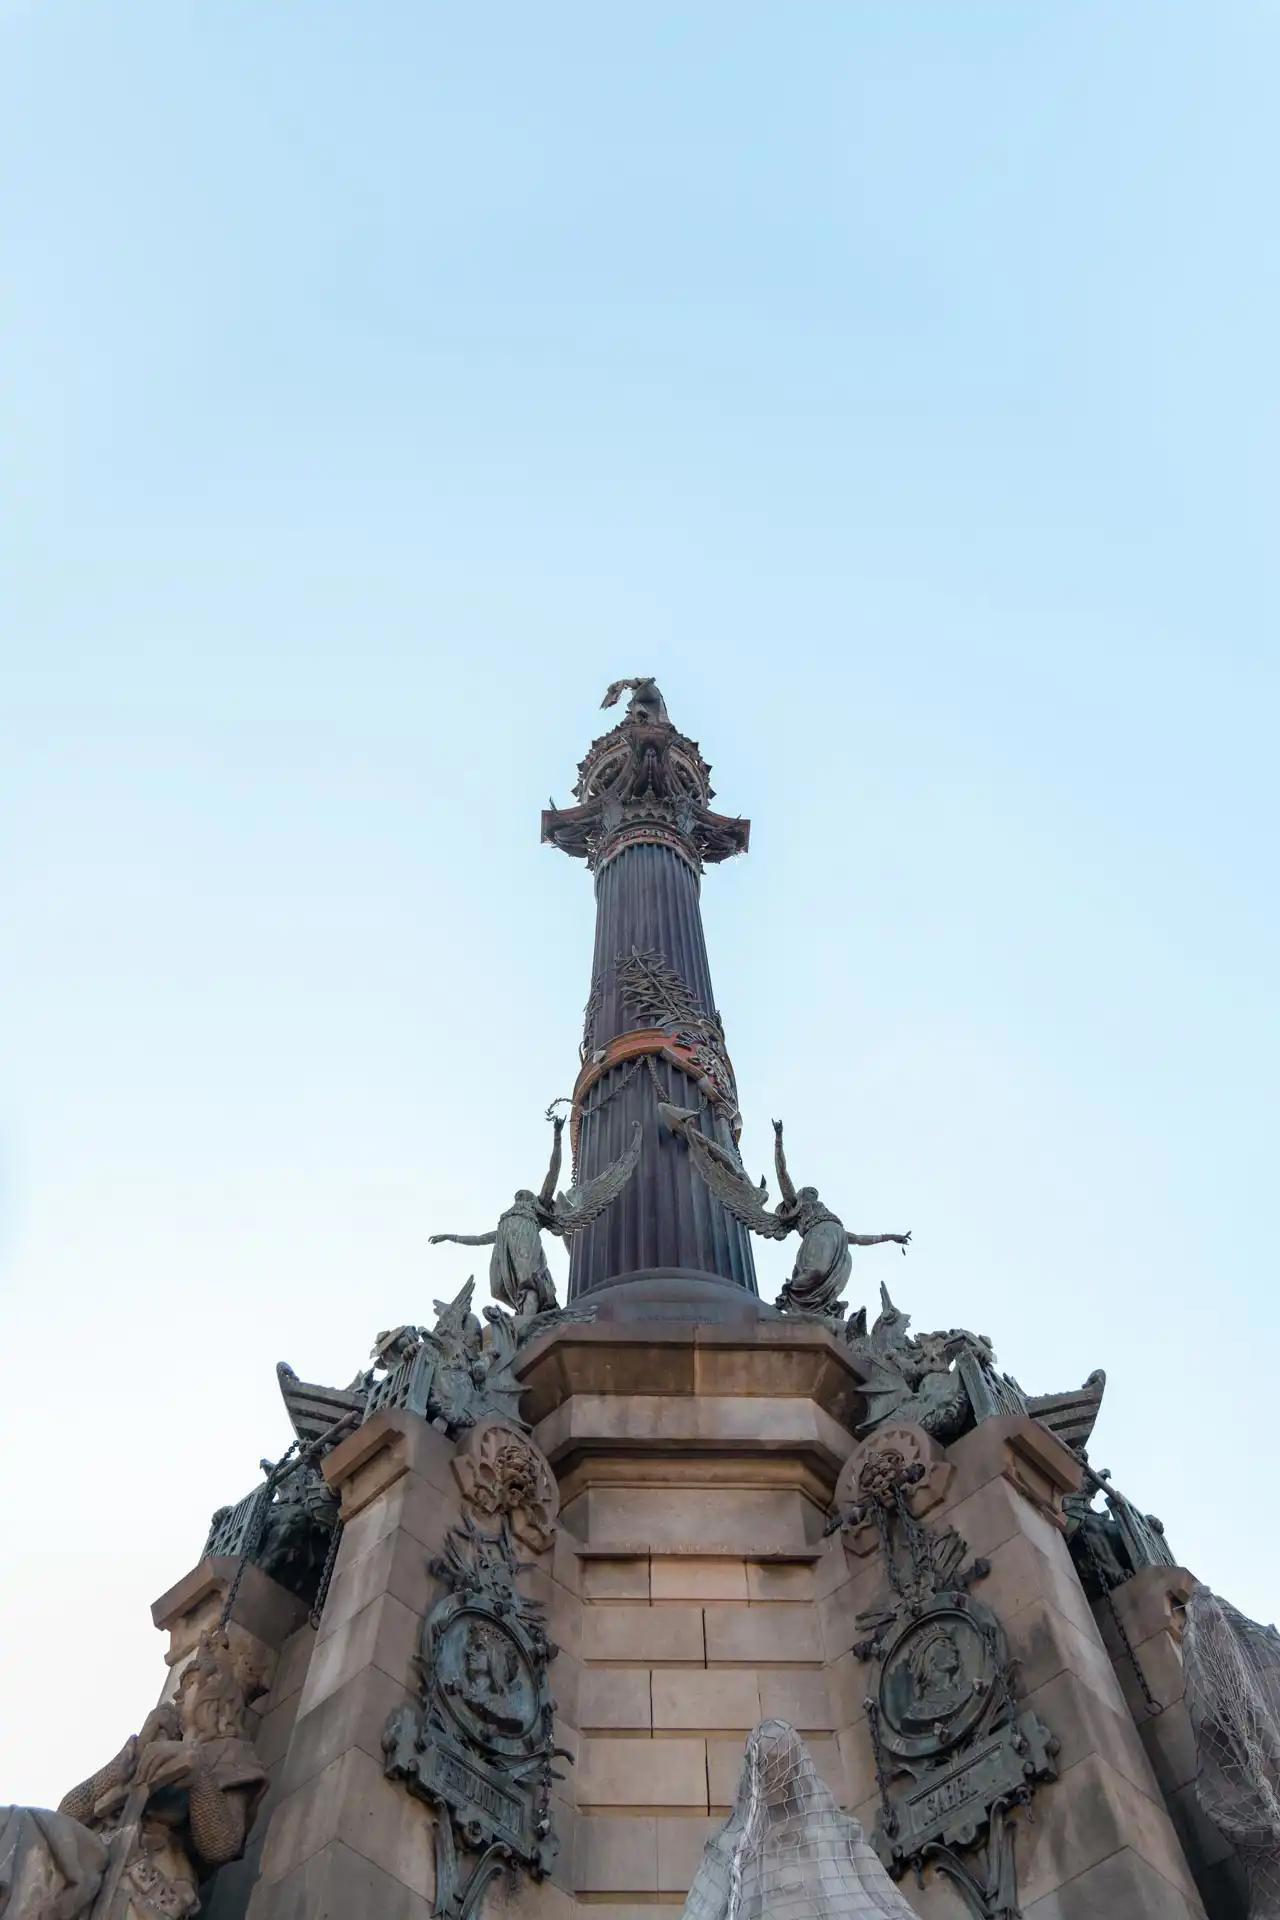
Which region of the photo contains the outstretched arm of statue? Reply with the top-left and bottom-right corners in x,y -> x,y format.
847,1231 -> 912,1252
538,1115 -> 566,1208
772,1119 -> 798,1206
429,1231 -> 497,1247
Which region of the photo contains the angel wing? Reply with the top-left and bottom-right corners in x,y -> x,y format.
544,1122 -> 643,1236
658,1103 -> 792,1240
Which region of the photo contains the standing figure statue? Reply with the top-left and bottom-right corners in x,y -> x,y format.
430,1115 -> 643,1317
660,1108 -> 909,1317
600,675 -> 670,725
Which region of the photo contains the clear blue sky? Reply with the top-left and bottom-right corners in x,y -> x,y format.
2,3 -> 1277,1801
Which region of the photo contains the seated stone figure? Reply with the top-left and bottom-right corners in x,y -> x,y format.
0,1804 -> 109,1920
44,1627 -> 269,1919
681,1719 -> 918,1920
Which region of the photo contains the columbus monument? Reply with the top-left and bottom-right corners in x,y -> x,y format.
6,681 -> 1275,1920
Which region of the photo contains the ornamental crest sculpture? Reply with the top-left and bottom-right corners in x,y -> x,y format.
275,1278 -> 541,1454
383,1514 -> 566,1920
829,1433 -> 1058,1917
845,1286 -> 1110,1461
844,1286 -> 1021,1442
451,1421 -> 559,1555
362,1281 -> 526,1434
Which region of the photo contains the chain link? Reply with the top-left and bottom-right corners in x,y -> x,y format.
1083,1532 -> 1161,1716
864,1699 -> 897,1838
309,1516 -> 345,1631
570,1050 -> 715,1179
218,1440 -> 301,1631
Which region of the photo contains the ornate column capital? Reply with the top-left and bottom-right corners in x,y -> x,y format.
541,677 -> 749,873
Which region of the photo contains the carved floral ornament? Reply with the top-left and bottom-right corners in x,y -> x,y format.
452,1421 -> 559,1553
832,1424 -> 954,1555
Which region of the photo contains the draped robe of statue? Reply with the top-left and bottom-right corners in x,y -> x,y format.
430,1117 -> 642,1319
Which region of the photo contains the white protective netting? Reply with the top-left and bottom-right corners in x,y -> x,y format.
679,1720 -> 918,1920
1183,1585 -> 1280,1918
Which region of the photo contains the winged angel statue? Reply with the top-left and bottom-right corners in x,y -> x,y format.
660,1107 -> 909,1316
430,1115 -> 642,1318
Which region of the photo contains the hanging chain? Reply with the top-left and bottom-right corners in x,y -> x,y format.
569,1064 -> 638,1181
309,1516 -> 345,1631
569,1049 -> 715,1180
1083,1532 -> 1161,1717
575,1054 -> 645,1127
643,1053 -> 673,1101
865,1699 -> 897,1837
218,1440 -> 301,1631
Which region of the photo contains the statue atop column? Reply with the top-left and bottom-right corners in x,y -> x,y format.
600,675 -> 671,725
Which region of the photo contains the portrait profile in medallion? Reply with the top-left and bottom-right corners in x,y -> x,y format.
879,1604 -> 994,1758
904,1623 -> 968,1724
442,1614 -> 538,1747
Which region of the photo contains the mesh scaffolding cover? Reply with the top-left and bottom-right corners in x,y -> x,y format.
1184,1584 -> 1280,1918
679,1720 -> 918,1920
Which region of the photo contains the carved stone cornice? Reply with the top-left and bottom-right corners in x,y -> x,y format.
515,1315 -> 869,1434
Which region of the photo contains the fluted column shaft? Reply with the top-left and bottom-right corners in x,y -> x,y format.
567,842 -> 757,1299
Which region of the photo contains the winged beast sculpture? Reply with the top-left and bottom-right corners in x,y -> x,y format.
844,1285 -> 980,1437
430,1115 -> 642,1317
660,1108 -> 910,1316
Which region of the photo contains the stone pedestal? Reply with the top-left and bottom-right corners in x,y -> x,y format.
519,1316 -> 857,1911
161,1320 -> 1220,1920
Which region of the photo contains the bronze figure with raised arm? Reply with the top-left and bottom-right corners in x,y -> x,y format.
430,1115 -> 643,1318
660,1108 -> 909,1317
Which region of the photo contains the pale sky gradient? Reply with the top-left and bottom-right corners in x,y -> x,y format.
3,3 -> 1278,1804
